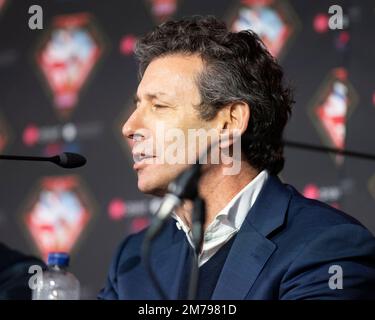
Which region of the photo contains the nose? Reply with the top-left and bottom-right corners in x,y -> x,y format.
122,108 -> 140,138
122,108 -> 149,148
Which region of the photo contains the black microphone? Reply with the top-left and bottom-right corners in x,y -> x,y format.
0,152 -> 87,168
147,162 -> 202,239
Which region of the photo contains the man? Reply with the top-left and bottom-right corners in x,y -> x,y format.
99,16 -> 375,299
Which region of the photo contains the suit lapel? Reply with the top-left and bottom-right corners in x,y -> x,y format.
211,220 -> 276,299
212,175 -> 292,299
150,230 -> 190,299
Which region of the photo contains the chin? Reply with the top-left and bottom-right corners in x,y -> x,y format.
137,174 -> 168,197
136,164 -> 189,196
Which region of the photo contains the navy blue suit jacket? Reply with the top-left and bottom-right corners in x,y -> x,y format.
99,175 -> 375,299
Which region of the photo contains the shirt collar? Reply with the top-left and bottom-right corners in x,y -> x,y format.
172,169 -> 269,234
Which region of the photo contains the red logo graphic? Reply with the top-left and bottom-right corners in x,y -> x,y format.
119,34 -> 138,56
313,13 -> 330,33
146,0 -> 178,23
24,176 -> 93,259
310,68 -> 357,165
108,198 -> 154,234
36,13 -> 103,119
229,0 -> 297,58
303,183 -> 344,209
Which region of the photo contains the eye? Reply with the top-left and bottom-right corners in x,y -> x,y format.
152,104 -> 168,111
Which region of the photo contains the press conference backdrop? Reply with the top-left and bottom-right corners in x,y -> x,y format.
0,0 -> 374,299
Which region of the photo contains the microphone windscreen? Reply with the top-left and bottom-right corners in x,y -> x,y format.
57,152 -> 87,168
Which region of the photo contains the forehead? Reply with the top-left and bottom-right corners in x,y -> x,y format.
137,54 -> 203,103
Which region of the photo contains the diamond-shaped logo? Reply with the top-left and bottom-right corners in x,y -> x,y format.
228,0 -> 298,58
145,0 -> 179,24
23,175 -> 93,259
310,68 -> 357,165
36,13 -> 103,119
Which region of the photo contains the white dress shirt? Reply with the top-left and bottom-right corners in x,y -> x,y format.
172,169 -> 269,267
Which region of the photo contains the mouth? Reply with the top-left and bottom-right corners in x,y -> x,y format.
133,153 -> 156,170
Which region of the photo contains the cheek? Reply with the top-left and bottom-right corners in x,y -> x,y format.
143,111 -> 212,160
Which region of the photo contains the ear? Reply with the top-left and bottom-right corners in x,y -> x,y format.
218,102 -> 250,148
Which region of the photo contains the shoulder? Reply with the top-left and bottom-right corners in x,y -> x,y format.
111,218 -> 180,268
272,182 -> 375,266
272,186 -> 375,299
285,183 -> 367,232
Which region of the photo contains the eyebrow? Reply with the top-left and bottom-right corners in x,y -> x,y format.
133,92 -> 172,105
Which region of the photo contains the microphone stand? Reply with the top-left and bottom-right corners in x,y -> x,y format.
0,155 -> 51,162
187,196 -> 206,300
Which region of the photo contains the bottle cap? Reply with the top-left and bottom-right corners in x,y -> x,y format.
47,252 -> 70,267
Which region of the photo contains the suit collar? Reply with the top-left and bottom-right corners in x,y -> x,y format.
211,175 -> 292,299
247,174 -> 291,237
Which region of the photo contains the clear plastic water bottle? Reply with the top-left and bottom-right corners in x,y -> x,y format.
32,252 -> 80,300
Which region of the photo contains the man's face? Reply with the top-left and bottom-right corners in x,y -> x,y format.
122,54 -> 215,196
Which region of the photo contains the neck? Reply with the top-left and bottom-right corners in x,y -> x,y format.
175,160 -> 260,230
